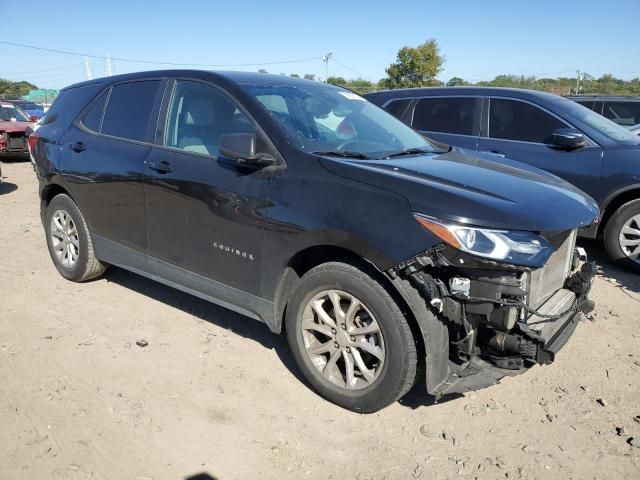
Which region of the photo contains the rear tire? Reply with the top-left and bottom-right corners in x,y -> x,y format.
603,199 -> 640,273
45,194 -> 106,282
286,262 -> 417,412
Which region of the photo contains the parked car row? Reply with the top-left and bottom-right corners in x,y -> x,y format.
365,87 -> 640,272
30,71 -> 600,412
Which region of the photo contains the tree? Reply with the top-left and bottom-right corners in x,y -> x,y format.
289,73 -> 300,78
382,39 -> 444,88
0,79 -> 38,99
446,77 -> 466,87
327,76 -> 347,86
303,74 -> 316,81
257,69 -> 268,74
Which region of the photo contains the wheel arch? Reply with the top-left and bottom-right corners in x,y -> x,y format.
271,245 -> 425,359
599,185 -> 640,234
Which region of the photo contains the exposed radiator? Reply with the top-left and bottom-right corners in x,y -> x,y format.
528,230 -> 576,310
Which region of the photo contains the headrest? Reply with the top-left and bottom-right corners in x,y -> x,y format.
184,99 -> 216,126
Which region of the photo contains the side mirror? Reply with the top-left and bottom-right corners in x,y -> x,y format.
552,128 -> 586,149
219,133 -> 275,167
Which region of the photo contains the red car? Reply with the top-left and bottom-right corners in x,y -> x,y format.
0,102 -> 35,157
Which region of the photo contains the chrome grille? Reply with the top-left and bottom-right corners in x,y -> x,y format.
528,230 -> 576,310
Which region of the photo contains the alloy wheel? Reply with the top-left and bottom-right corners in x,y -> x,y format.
50,209 -> 80,268
619,213 -> 640,264
301,290 -> 385,390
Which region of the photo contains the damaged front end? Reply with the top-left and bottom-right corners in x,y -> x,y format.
388,227 -> 595,398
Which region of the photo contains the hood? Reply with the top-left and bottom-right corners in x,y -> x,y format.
320,147 -> 599,232
0,120 -> 33,133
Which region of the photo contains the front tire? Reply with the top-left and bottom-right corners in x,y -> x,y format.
45,193 -> 106,282
604,199 -> 640,273
286,262 -> 417,412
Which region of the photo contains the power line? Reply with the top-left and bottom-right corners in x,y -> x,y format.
1,64 -> 82,76
0,40 -> 321,68
333,58 -> 373,81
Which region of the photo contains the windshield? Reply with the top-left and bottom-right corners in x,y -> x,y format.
559,99 -> 640,145
244,83 -> 437,158
0,104 -> 31,122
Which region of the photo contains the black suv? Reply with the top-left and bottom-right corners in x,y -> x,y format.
366,87 -> 640,272
567,95 -> 640,128
31,71 -> 598,412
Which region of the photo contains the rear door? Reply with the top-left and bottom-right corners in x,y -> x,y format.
408,96 -> 482,150
63,79 -> 165,256
477,97 -> 603,198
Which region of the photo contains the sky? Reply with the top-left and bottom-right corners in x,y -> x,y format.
1,0 -> 639,90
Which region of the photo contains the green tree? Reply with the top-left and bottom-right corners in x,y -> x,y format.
382,39 -> 444,88
327,76 -> 347,86
0,79 -> 39,99
303,73 -> 316,81
446,77 -> 466,87
289,73 -> 300,78
257,69 -> 268,74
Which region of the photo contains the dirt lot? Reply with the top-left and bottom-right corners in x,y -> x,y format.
1,160 -> 639,480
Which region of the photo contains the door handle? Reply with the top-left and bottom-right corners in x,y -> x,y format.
481,149 -> 506,158
147,161 -> 173,174
69,142 -> 86,153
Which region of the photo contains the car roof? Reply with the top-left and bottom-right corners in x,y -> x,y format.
364,86 -> 565,103
60,69 -> 334,92
566,95 -> 640,101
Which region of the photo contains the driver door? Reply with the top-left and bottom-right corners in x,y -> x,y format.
145,79 -> 274,304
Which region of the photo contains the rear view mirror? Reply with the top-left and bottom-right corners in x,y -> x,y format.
219,133 -> 275,167
552,128 -> 586,149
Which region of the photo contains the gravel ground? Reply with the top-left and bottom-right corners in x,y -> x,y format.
1,160 -> 639,480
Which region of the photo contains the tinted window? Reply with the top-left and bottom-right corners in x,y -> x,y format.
602,101 -> 640,126
385,99 -> 412,120
165,80 -> 257,156
102,81 -> 161,142
80,90 -> 108,132
489,99 -> 565,144
412,97 -> 477,135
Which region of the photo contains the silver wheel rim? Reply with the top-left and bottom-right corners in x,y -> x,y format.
301,290 -> 385,390
619,213 -> 640,264
50,209 -> 80,268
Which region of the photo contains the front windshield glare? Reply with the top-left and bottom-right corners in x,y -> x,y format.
245,83 -> 436,158
562,100 -> 640,144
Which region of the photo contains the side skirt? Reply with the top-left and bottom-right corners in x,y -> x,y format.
93,235 -> 276,329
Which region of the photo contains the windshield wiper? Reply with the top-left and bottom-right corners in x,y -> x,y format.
311,150 -> 377,160
383,147 -> 435,158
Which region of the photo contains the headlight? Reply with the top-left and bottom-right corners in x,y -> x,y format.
414,213 -> 553,267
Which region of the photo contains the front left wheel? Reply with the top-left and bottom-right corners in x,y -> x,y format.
286,262 -> 418,413
45,193 -> 107,282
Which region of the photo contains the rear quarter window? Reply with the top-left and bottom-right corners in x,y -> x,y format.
101,80 -> 162,142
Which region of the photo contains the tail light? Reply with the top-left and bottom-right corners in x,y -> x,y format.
28,131 -> 39,154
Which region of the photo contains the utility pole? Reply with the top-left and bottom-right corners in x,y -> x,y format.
322,52 -> 333,83
106,54 -> 113,76
575,69 -> 581,94
84,57 -> 94,80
